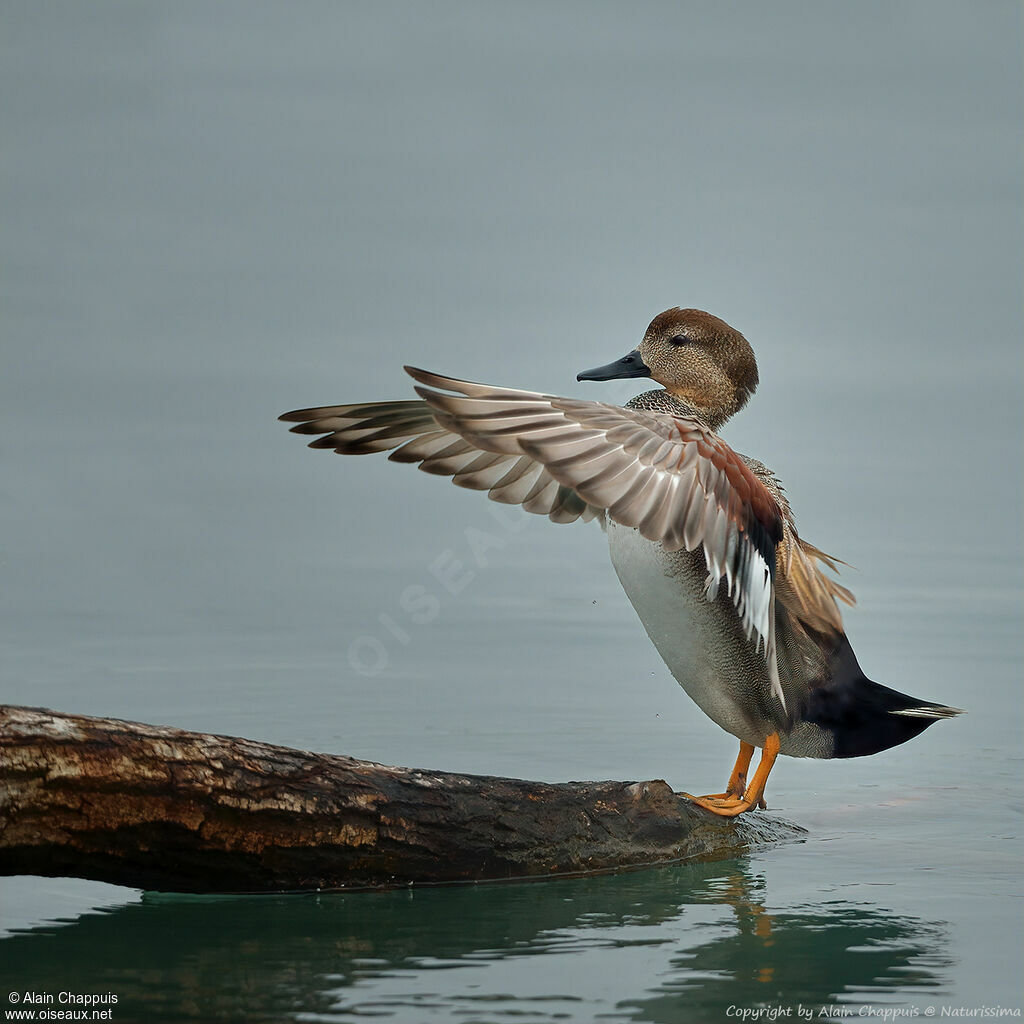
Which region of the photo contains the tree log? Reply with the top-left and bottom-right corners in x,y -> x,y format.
0,705 -> 801,893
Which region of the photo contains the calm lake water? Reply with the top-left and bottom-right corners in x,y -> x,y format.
2,3 -> 1022,1021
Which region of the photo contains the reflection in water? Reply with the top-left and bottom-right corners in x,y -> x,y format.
621,869 -> 951,1022
0,859 -> 952,1022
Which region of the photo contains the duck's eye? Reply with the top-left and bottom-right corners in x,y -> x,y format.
668,334 -> 689,346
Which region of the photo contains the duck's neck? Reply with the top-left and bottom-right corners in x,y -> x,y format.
625,388 -> 730,432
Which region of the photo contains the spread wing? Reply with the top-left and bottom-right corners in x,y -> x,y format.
281,367 -> 788,704
280,395 -> 601,524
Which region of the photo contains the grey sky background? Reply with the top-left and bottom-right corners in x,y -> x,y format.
1,1 -> 1020,775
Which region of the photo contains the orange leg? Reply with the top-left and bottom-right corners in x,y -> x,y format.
685,734 -> 780,817
725,741 -> 755,799
693,741 -> 754,802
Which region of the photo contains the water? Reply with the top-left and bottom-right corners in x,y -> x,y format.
0,862 -> 962,1022
1,2 -> 1022,1020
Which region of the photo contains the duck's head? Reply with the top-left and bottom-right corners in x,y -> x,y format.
577,308 -> 759,430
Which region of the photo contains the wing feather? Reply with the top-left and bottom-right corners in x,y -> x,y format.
281,368 -> 793,700
739,458 -> 856,637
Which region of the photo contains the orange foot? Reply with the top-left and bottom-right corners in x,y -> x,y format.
684,734 -> 780,817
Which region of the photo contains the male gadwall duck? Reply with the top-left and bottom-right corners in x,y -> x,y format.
281,308 -> 961,816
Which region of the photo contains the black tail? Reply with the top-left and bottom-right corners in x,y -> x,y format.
801,633 -> 963,759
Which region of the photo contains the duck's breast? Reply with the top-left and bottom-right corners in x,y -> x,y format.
604,517 -> 779,747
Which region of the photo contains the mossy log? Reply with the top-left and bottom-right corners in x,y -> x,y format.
0,705 -> 801,893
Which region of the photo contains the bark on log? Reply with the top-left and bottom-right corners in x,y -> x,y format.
0,705 -> 802,893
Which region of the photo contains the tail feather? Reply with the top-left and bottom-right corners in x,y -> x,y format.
891,704 -> 964,720
801,634 -> 963,759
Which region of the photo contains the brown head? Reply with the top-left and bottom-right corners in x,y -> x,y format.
577,308 -> 759,430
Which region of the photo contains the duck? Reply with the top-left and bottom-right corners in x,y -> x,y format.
280,307 -> 962,816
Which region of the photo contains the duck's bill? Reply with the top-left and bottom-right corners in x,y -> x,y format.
577,350 -> 652,382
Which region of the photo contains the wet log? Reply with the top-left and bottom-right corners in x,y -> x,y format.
0,705 -> 801,893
